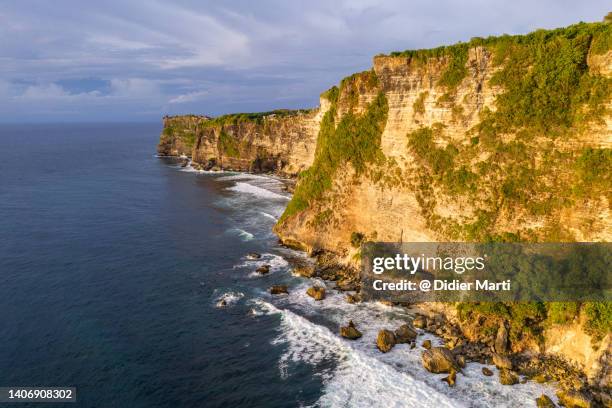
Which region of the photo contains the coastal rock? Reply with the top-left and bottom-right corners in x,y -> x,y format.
246,252 -> 261,260
422,339 -> 432,349
292,264 -> 315,277
413,315 -> 427,329
493,353 -> 513,370
376,329 -> 397,353
499,369 -> 519,385
442,369 -> 457,387
270,285 -> 288,295
335,279 -> 359,291
340,320 -> 362,340
395,324 -> 417,343
422,347 -> 459,374
456,355 -> 466,369
306,286 -> 326,301
180,158 -> 189,167
482,367 -> 494,376
536,394 -> 556,408
495,323 -> 509,354
256,265 -> 270,275
556,390 -> 592,408
345,293 -> 359,304
532,373 -> 549,383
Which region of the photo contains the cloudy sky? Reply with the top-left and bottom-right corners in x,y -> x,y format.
0,0 -> 609,122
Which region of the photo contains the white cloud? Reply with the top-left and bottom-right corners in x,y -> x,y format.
0,0 -> 609,121
168,90 -> 208,104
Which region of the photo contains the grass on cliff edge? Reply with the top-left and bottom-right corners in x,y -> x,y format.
386,21 -> 611,103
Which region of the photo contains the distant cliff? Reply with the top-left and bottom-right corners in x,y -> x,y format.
157,109 -> 324,176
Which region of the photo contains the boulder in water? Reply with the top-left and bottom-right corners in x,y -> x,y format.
395,324 -> 417,343
376,329 -> 396,353
442,369 -> 457,387
340,320 -> 362,340
456,355 -> 466,369
499,369 -> 519,385
345,293 -> 359,303
256,265 -> 270,275
292,264 -> 315,277
270,285 -> 288,295
482,367 -> 494,376
306,286 -> 326,301
422,347 -> 459,373
535,394 -> 555,408
246,252 -> 262,260
422,339 -> 432,349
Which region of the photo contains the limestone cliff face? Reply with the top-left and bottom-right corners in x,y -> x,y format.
275,26 -> 612,263
158,109 -> 325,176
270,22 -> 611,377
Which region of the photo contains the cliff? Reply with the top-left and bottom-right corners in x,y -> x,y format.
160,21 -> 612,384
275,23 -> 612,258
157,109 -> 324,176
271,22 -> 612,382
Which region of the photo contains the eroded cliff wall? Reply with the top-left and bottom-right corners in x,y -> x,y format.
275,25 -> 612,262
157,109 -> 325,176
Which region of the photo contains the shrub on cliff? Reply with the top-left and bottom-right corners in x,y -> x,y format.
280,78 -> 388,223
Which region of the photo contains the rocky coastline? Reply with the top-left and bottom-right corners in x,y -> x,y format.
159,19 -> 611,407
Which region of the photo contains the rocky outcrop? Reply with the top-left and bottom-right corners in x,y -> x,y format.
556,390 -> 593,408
536,394 -> 556,408
270,285 -> 288,295
499,369 -> 520,385
158,109 -> 324,177
422,347 -> 460,373
395,324 -> 417,343
340,320 -> 362,340
306,286 -> 326,300
376,329 -> 397,352
493,354 -> 513,370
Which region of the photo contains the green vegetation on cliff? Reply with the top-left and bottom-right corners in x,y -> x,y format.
202,109 -> 312,128
280,71 -> 388,223
399,21 -> 612,345
389,21 -> 611,102
218,131 -> 240,158
405,21 -> 611,243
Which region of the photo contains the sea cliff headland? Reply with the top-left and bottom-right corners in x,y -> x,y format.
159,20 -> 612,405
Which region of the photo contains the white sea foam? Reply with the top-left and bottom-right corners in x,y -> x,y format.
259,211 -> 278,221
260,282 -> 559,408
235,229 -> 254,241
227,182 -> 290,201
256,299 -> 460,407
214,291 -> 244,308
235,253 -> 289,278
217,173 -> 269,182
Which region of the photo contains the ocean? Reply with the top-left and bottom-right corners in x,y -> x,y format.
0,123 -> 556,407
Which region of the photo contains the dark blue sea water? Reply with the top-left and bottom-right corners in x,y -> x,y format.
0,123 -> 323,407
0,123 -> 556,408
